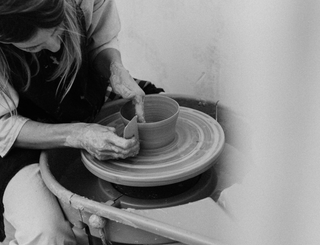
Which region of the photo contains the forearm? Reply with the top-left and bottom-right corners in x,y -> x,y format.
14,120 -> 86,150
93,48 -> 146,122
13,119 -> 139,160
93,47 -> 122,79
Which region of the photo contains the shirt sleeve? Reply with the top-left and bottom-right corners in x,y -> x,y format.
0,85 -> 29,157
78,0 -> 121,60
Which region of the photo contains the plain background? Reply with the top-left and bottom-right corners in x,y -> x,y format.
116,1 -> 320,244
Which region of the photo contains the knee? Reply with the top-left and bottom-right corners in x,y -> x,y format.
14,216 -> 76,245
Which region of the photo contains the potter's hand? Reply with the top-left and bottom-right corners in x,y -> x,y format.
66,123 -> 140,161
109,62 -> 146,123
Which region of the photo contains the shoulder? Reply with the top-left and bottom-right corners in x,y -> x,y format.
74,0 -> 93,15
75,0 -> 114,13
74,0 -> 116,28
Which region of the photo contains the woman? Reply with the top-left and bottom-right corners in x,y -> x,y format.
0,0 -> 163,244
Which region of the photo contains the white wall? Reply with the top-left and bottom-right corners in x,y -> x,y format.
115,1 -> 221,99
116,0 -> 320,244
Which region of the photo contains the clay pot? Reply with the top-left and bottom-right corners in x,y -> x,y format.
120,95 -> 180,149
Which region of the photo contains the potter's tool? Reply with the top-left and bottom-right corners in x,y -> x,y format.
123,115 -> 139,139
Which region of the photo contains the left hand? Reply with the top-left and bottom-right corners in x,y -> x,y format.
65,123 -> 140,161
109,62 -> 146,123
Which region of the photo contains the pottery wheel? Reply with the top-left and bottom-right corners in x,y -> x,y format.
81,107 -> 225,187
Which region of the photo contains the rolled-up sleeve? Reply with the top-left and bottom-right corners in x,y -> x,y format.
0,85 -> 29,157
79,0 -> 121,60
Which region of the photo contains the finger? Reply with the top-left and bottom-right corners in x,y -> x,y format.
106,133 -> 139,149
98,151 -> 139,161
103,126 -> 117,133
135,104 -> 145,123
94,144 -> 140,161
84,133 -> 138,156
133,95 -> 146,123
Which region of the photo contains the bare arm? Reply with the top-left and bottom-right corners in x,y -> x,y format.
14,120 -> 85,149
11,49 -> 143,160
14,120 -> 139,160
93,48 -> 146,122
93,47 -> 122,79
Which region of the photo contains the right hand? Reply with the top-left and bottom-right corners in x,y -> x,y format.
109,62 -> 146,123
66,123 -> 140,161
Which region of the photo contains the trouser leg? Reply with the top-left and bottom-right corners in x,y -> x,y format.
3,164 -> 77,245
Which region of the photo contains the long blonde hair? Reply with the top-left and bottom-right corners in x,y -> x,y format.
0,0 -> 82,111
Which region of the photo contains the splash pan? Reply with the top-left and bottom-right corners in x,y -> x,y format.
81,107 -> 225,187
